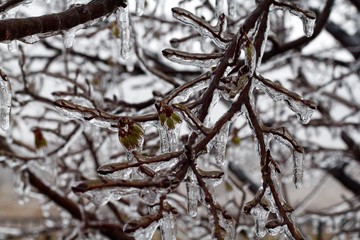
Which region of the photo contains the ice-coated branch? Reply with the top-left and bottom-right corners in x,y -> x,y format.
0,0 -> 25,13
162,48 -> 223,68
72,176 -> 174,193
97,151 -> 183,175
0,0 -> 126,41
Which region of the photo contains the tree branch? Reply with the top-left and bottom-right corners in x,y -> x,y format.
0,0 -> 126,41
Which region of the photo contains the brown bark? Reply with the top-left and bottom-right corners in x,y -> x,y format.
0,0 -> 126,41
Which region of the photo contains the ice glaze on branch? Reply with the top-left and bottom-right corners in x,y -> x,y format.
0,0 -> 127,41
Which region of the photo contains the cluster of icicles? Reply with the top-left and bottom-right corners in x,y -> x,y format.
1,0 -> 146,60
1,0 -> 318,239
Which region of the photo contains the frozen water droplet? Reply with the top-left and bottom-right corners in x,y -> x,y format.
161,212 -> 177,240
83,189 -> 113,205
227,0 -> 236,17
293,151 -> 304,189
186,169 -> 199,217
303,17 -> 315,37
63,29 -> 76,48
214,122 -> 230,165
289,9 -> 316,37
251,205 -> 269,237
23,35 -> 40,44
268,225 -> 284,236
139,188 -> 159,205
135,0 -> 145,16
7,41 -> 18,53
0,76 -> 12,131
253,79 -> 314,124
133,221 -> 159,240
157,125 -> 170,153
116,7 -> 130,60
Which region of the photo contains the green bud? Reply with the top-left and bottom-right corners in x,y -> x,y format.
231,136 -> 241,145
166,118 -> 175,129
171,112 -> 182,123
159,113 -> 166,126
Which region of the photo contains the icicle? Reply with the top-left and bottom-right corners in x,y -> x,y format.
214,122 -> 230,165
257,14 -> 270,68
162,49 -> 222,68
171,8 -> 229,49
267,224 -> 284,236
253,79 -> 315,124
139,188 -> 159,205
158,126 -> 170,153
14,168 -> 31,205
135,0 -> 145,16
186,169 -> 199,217
0,75 -> 12,131
23,35 -> 40,44
63,29 -> 76,48
293,151 -> 304,189
251,205 -> 269,237
57,125 -> 84,156
201,169 -> 224,191
227,0 -> 236,18
215,0 -> 225,17
83,189 -> 113,205
289,9 -> 316,37
116,7 -> 130,60
7,41 -> 18,53
133,221 -> 159,240
169,123 -> 181,152
204,89 -> 221,128
161,212 -> 177,240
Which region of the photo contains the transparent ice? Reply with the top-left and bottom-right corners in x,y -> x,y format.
214,122 -> 230,165
293,151 -> 304,189
215,0 -> 225,17
251,205 -> 269,237
160,212 -> 177,240
289,9 -> 316,37
63,29 -> 76,48
254,79 -> 314,124
7,41 -> 18,53
135,0 -> 145,16
227,0 -> 236,17
172,7 -> 229,49
257,13 -> 270,68
186,169 -> 199,217
0,77 -> 12,131
116,7 -> 130,60
163,49 -> 222,68
133,221 -> 159,240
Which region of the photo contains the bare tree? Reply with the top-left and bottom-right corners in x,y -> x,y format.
0,0 -> 359,239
